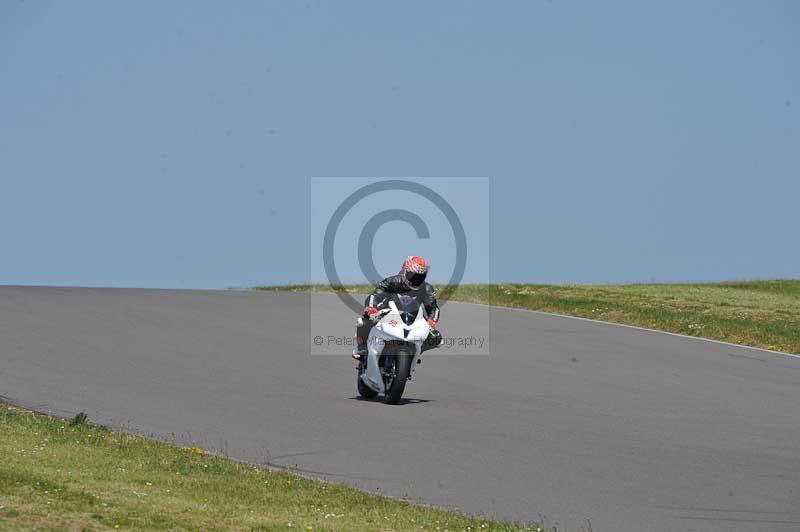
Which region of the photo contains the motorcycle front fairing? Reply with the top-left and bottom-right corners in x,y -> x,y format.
374,296 -> 430,346
361,295 -> 430,393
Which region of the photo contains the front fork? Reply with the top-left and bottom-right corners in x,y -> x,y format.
357,348 -> 421,382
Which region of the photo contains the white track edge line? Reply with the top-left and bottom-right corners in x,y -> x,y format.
296,290 -> 800,360
453,299 -> 800,360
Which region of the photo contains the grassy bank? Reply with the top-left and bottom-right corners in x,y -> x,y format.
257,280 -> 800,355
0,403 -> 543,531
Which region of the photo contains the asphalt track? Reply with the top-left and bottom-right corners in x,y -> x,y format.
1,286 -> 798,532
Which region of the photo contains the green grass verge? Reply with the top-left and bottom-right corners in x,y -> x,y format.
256,280 -> 800,355
0,404 -> 544,531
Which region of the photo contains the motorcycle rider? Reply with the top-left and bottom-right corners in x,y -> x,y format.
352,255 -> 440,360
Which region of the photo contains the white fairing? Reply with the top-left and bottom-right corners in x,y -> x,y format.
360,301 -> 429,393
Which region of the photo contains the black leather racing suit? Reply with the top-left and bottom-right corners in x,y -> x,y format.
356,275 -> 440,353
365,274 -> 440,322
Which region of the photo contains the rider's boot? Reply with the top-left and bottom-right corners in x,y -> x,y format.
352,315 -> 372,361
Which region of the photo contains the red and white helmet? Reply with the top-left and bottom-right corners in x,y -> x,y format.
400,255 -> 428,288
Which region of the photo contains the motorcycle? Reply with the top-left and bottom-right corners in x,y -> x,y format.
356,292 -> 440,404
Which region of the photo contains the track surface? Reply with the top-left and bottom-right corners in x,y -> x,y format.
1,287 -> 799,532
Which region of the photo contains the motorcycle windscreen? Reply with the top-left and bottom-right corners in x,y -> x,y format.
396,294 -> 421,325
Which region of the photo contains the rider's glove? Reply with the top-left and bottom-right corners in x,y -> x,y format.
365,306 -> 379,319
427,318 -> 437,330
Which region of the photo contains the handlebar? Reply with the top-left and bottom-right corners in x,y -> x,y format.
371,308 -> 392,321
364,308 -> 393,321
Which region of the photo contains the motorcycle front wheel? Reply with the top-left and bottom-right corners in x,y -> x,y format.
384,350 -> 413,405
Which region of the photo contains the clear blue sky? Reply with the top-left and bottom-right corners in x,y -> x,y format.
2,1 -> 798,288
